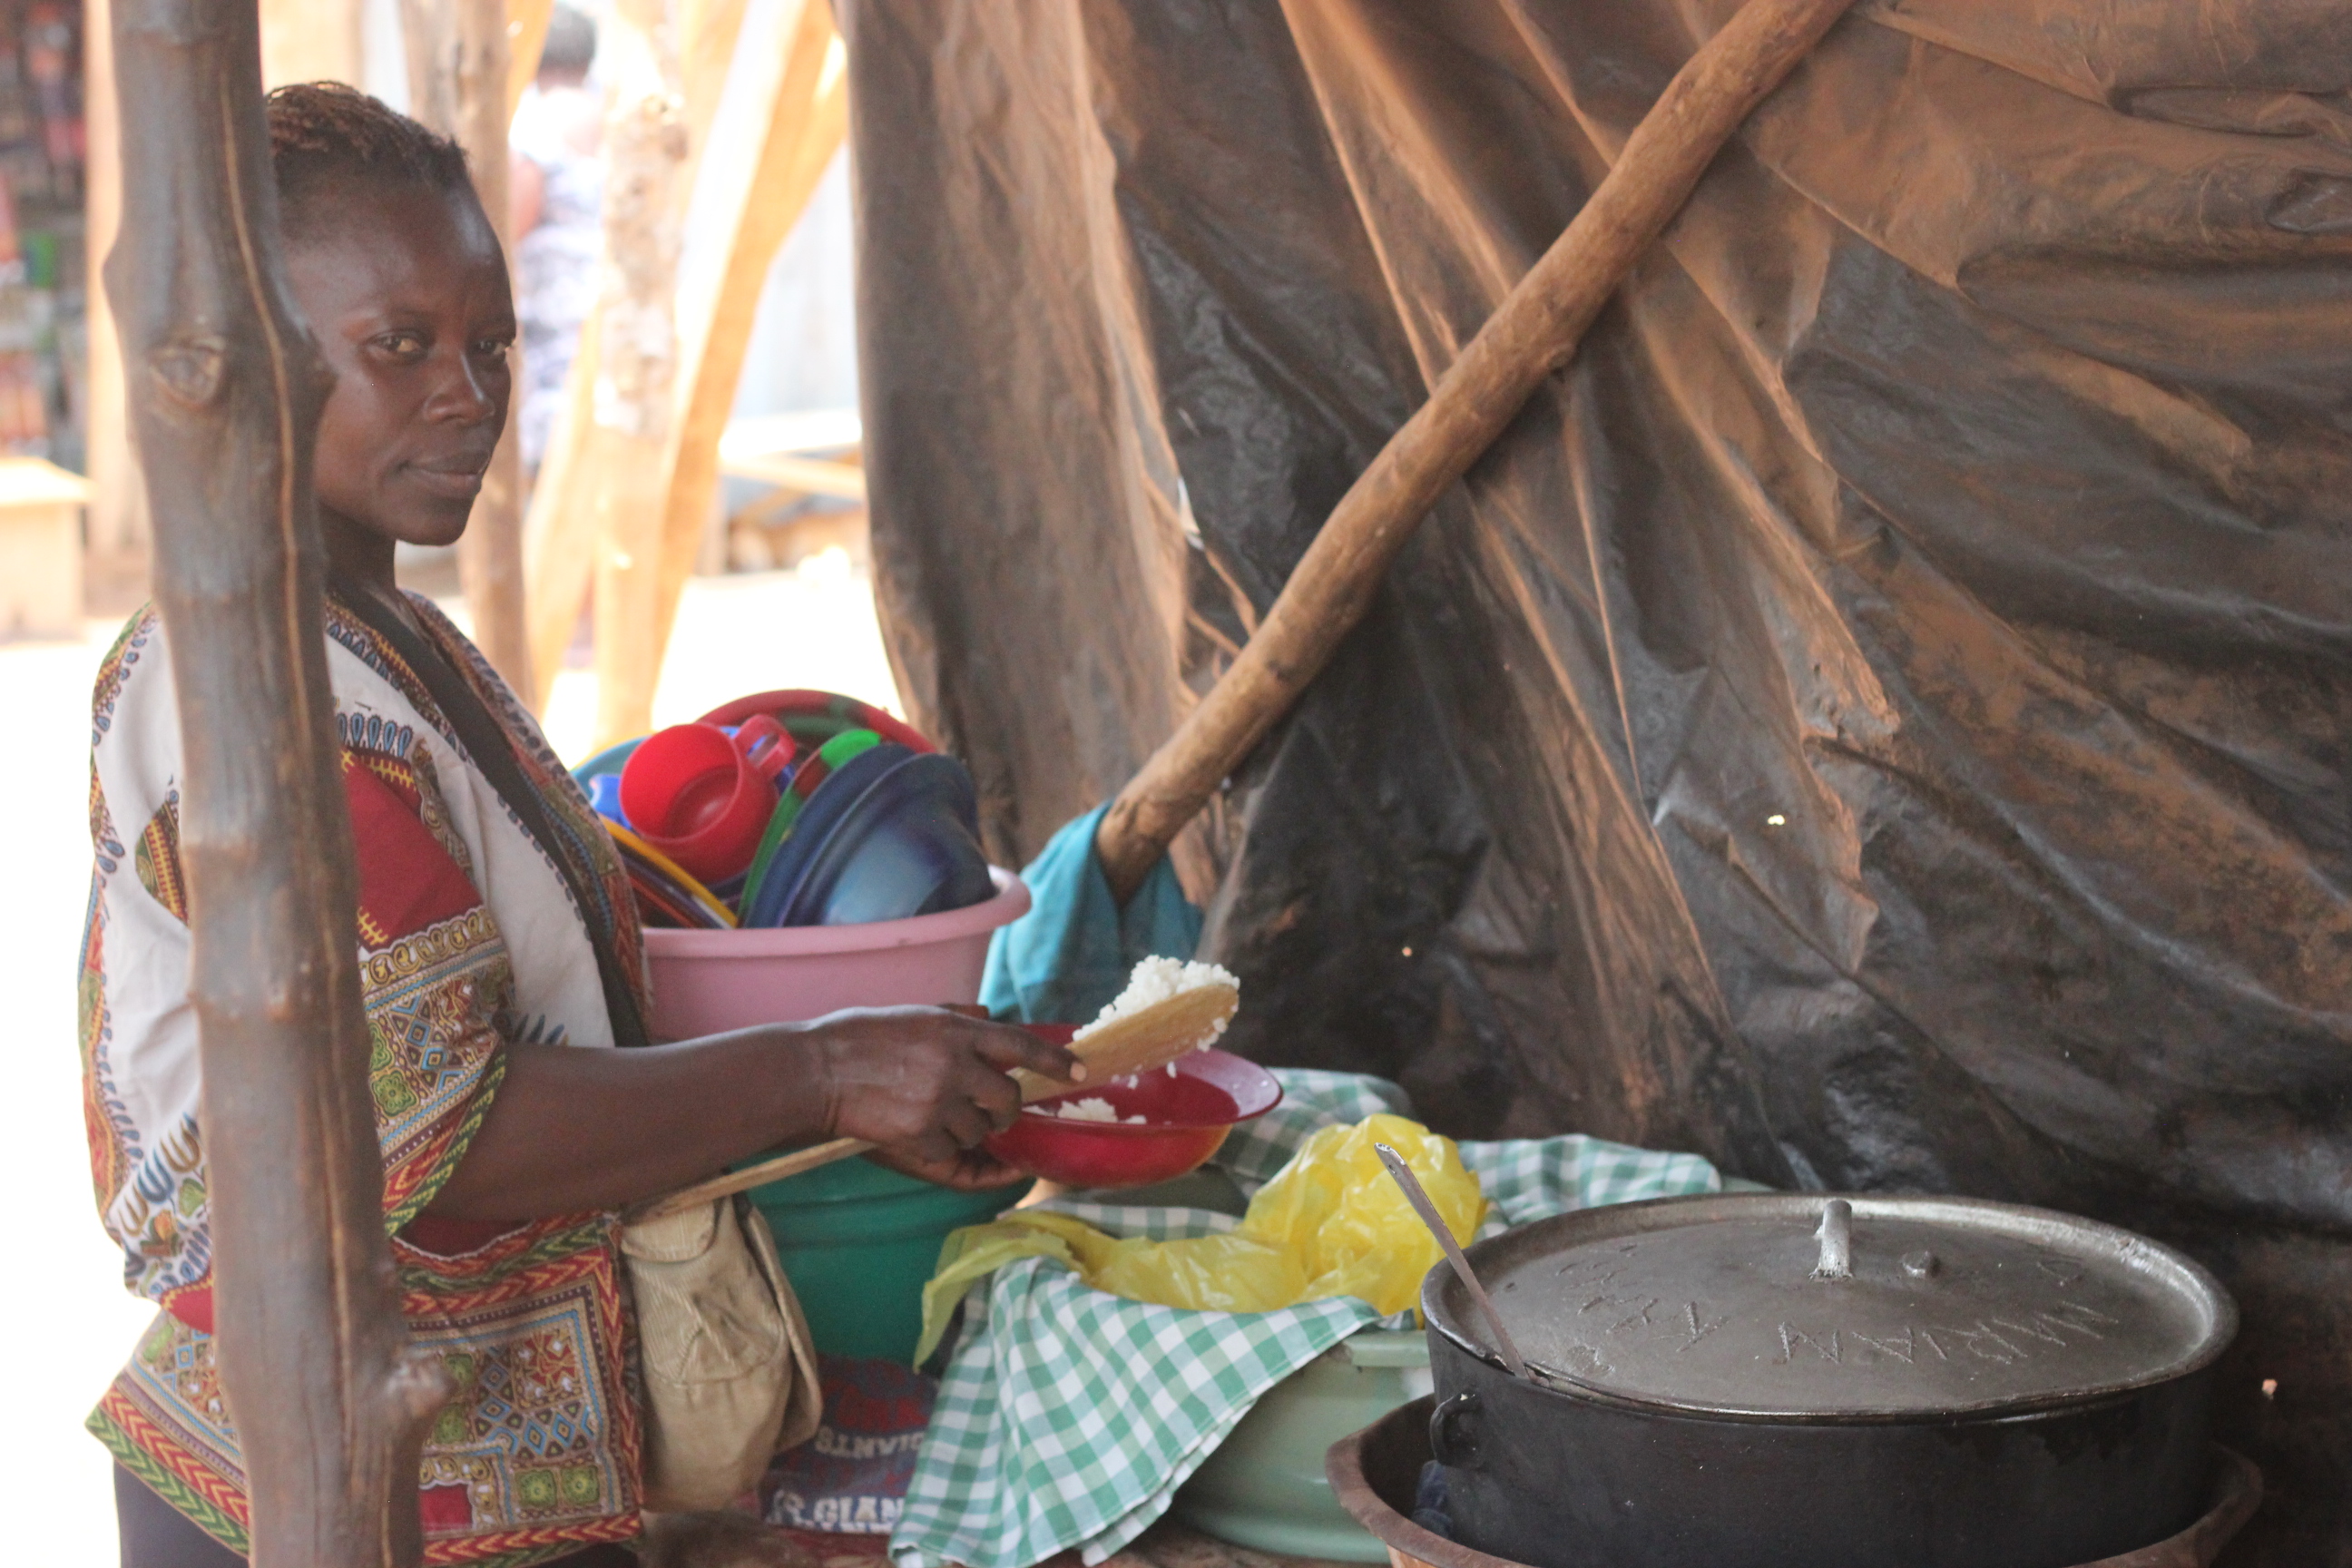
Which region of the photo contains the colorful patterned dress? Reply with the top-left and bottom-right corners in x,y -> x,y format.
81,595 -> 651,1566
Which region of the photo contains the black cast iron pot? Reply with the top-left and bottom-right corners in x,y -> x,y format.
1423,1194 -> 2236,1568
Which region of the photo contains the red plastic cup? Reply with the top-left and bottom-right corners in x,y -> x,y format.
619,714 -> 793,885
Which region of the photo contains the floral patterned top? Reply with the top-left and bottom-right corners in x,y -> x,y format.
81,595 -> 651,1566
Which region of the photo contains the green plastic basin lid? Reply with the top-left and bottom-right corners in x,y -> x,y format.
1338,1329 -> 1431,1368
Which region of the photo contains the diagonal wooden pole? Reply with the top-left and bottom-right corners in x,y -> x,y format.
1093,0 -> 1858,899
107,1 -> 450,1562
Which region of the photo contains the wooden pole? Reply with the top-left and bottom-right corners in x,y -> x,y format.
519,0 -> 748,719
506,0 -> 557,115
1093,0 -> 1858,900
83,0 -> 146,589
259,0 -> 364,86
635,0 -> 845,722
522,307 -> 602,706
397,0 -> 458,128
106,3 -> 450,1563
584,0 -> 691,750
399,0 -> 535,696
582,0 -> 767,745
678,0 -> 751,122
522,0 -> 756,717
453,0 -> 534,696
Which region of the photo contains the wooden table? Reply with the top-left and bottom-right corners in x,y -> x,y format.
721,409 -> 867,505
0,456 -> 87,639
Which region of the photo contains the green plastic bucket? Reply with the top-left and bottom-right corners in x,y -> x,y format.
744,1155 -> 1024,1363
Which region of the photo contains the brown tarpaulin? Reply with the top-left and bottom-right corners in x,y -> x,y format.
836,3 -> 2352,1558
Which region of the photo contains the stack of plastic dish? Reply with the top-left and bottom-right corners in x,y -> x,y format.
580,691 -> 1033,1364
572,689 -> 995,934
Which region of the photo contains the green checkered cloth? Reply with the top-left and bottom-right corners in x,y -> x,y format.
889,1070 -> 1721,1568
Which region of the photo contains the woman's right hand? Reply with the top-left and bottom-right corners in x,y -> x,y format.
424,1008 -> 1081,1223
807,1006 -> 1082,1168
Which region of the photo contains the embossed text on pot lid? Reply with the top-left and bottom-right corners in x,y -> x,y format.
1446,1195 -> 2235,1419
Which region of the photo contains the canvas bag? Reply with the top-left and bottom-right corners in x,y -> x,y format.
622,1196 -> 824,1511
328,579 -> 824,1510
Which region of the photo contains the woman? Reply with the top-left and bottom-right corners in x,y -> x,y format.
82,84 -> 1072,1567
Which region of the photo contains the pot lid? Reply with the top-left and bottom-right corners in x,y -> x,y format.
1429,1194 -> 2235,1421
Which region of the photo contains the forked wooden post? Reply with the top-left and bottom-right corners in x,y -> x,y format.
106,2 -> 449,1562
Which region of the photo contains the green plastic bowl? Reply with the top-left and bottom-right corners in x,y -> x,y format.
1171,1328 -> 1433,1561
744,1155 -> 1025,1363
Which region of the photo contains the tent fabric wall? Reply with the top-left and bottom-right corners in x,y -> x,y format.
836,3 -> 2352,1558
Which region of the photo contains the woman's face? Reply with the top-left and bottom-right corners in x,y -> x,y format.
285,181 -> 516,552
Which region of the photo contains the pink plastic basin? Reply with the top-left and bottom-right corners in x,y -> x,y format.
642,867 -> 1031,1039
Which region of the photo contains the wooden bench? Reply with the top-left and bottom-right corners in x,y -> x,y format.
0,456 -> 86,639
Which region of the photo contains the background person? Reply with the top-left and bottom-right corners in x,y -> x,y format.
508,5 -> 603,476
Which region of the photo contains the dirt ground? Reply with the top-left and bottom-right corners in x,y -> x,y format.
9,557 -> 901,1563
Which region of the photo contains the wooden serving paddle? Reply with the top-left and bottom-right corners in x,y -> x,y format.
630,984 -> 1241,1221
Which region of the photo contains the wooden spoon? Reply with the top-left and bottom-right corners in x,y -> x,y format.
630,984 -> 1241,1221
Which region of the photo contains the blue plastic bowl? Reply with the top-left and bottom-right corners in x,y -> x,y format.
787,754 -> 995,926
740,742 -> 912,926
748,745 -> 995,927
572,737 -> 644,787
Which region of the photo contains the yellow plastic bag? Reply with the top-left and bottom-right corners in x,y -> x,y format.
916,1113 -> 1485,1363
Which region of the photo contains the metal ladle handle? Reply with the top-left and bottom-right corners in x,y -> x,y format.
1375,1142 -> 1533,1382
1813,1198 -> 1854,1281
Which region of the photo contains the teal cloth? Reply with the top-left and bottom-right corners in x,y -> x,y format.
980,804 -> 1203,1024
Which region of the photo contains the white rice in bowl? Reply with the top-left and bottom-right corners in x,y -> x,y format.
1050,1095 -> 1146,1125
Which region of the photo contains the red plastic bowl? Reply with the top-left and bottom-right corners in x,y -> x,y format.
988,1045 -> 1283,1191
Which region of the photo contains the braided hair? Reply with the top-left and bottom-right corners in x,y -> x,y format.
265,83 -> 475,244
